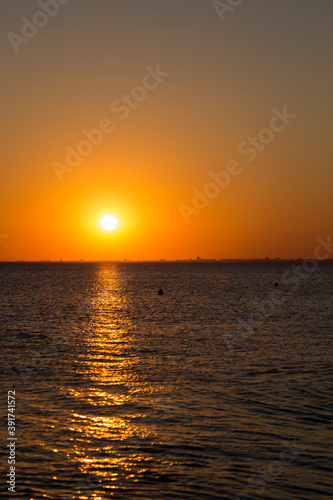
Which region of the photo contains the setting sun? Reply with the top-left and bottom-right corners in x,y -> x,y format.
100,214 -> 118,231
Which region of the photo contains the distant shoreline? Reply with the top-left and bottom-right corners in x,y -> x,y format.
1,259 -> 333,264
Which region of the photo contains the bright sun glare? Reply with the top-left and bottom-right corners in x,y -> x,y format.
100,215 -> 118,231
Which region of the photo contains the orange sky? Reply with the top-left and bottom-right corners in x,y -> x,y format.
1,0 -> 332,261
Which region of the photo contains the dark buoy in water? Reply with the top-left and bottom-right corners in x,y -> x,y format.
158,289 -> 164,295
275,282 -> 279,286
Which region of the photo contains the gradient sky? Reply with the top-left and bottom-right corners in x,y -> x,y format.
1,0 -> 332,261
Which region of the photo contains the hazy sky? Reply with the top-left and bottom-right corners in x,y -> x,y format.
1,0 -> 332,260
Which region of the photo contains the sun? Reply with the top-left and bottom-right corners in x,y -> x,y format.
100,214 -> 118,231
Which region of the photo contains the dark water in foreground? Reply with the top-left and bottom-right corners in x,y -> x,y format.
0,262 -> 332,499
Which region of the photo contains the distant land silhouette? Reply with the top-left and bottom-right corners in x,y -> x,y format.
2,258 -> 333,264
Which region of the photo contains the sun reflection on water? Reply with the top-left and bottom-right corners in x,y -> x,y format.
64,264 -> 158,496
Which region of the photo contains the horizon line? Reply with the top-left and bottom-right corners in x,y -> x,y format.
1,258 -> 332,263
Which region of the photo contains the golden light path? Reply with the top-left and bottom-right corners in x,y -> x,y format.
63,265 -> 168,498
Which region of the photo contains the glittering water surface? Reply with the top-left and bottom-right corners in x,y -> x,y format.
0,262 -> 332,499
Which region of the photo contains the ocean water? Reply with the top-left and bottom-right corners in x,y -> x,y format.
0,262 -> 332,500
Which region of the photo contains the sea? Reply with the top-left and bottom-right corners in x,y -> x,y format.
0,262 -> 332,500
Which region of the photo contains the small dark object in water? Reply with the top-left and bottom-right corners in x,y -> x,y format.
275,283 -> 279,286
158,289 -> 164,295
